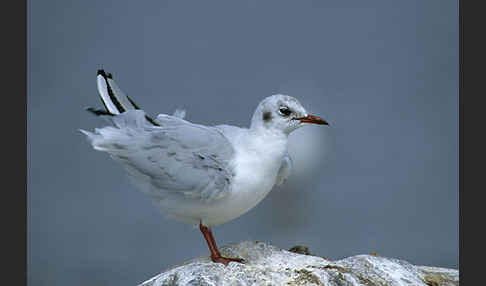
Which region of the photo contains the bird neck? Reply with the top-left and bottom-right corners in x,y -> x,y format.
244,126 -> 288,162
247,107 -> 289,161
249,124 -> 287,141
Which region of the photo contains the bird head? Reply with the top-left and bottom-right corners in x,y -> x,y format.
250,94 -> 328,135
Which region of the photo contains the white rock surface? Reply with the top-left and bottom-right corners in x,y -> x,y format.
139,241 -> 459,286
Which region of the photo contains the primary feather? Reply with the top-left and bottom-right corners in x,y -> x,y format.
96,69 -> 135,114
95,69 -> 160,126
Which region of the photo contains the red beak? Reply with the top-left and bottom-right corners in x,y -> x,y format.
295,114 -> 329,125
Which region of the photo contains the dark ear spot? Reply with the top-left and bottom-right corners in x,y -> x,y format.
262,111 -> 272,122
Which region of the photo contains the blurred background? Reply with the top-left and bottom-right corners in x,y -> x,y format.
28,0 -> 458,285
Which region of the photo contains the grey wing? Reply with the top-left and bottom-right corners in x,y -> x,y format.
275,152 -> 293,186
82,110 -> 235,202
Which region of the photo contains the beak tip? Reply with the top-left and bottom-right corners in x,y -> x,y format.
298,114 -> 329,126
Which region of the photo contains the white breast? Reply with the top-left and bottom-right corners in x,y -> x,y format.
201,130 -> 288,226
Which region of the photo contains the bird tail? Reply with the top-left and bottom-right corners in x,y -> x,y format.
87,69 -> 159,126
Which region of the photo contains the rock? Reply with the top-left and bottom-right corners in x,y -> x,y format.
138,241 -> 459,286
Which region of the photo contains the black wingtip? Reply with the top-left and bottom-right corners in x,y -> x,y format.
97,69 -> 113,79
86,107 -> 114,116
126,95 -> 141,110
145,115 -> 160,126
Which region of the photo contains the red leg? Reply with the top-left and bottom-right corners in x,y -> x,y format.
199,221 -> 245,265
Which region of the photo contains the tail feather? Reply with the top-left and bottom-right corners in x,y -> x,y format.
92,69 -> 159,126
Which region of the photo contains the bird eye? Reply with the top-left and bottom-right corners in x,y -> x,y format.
279,107 -> 292,117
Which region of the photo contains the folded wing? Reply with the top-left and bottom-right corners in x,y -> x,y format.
82,109 -> 235,202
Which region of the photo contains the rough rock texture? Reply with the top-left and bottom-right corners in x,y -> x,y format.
139,241 -> 459,286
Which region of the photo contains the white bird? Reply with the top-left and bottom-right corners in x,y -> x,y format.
81,69 -> 328,265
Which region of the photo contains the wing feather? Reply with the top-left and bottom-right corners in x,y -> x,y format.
275,152 -> 292,186
82,110 -> 235,202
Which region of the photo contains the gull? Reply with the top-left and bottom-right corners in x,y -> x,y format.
81,70 -> 328,265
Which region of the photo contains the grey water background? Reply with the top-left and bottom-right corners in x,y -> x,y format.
28,1 -> 458,285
